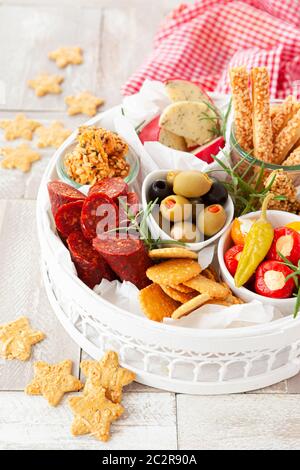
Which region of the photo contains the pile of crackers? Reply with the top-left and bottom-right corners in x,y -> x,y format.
64,126 -> 130,185
139,248 -> 243,322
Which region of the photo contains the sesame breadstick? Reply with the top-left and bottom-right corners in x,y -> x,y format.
251,67 -> 273,162
264,169 -> 300,213
229,66 -> 253,151
282,145 -> 300,167
273,108 -> 300,164
271,96 -> 299,140
270,105 -> 280,120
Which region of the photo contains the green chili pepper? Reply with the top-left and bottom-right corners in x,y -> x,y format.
234,193 -> 274,288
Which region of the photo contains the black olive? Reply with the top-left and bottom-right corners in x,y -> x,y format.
189,197 -> 204,221
202,181 -> 228,206
148,179 -> 171,203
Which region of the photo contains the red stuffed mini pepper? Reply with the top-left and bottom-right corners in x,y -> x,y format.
255,260 -> 295,299
267,227 -> 300,265
224,244 -> 243,276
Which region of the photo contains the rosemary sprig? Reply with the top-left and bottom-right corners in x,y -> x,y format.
201,98 -> 232,139
221,98 -> 232,138
107,198 -> 185,250
277,251 -> 300,318
210,150 -> 286,217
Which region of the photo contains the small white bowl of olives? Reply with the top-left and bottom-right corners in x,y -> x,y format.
141,169 -> 234,251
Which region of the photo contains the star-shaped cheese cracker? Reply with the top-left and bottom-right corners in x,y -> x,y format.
28,73 -> 64,97
64,91 -> 104,116
0,316 -> 45,361
49,46 -> 83,68
0,114 -> 41,140
36,121 -> 72,148
69,388 -> 124,441
25,359 -> 83,406
0,144 -> 41,172
80,351 -> 135,403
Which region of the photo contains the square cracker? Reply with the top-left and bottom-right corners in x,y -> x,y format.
161,285 -> 197,303
149,247 -> 198,259
184,274 -> 229,299
169,283 -> 196,293
139,283 -> 180,322
146,259 -> 201,285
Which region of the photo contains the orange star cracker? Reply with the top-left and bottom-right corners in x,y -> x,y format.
0,114 -> 41,140
65,91 -> 104,116
49,46 -> 83,68
36,121 -> 72,148
0,316 -> 45,361
28,73 -> 64,97
80,350 -> 136,403
0,144 -> 41,172
25,359 -> 83,406
69,388 -> 124,442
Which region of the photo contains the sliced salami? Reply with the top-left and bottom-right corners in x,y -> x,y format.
81,193 -> 119,240
88,177 -> 128,200
54,200 -> 84,238
93,235 -> 152,289
67,231 -> 116,288
48,180 -> 85,217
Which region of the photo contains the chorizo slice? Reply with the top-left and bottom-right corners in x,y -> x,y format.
54,200 -> 84,238
47,180 -> 85,217
93,235 -> 152,289
67,231 -> 116,288
81,193 -> 119,240
88,177 -> 128,200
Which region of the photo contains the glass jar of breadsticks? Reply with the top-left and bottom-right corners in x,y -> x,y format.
229,65 -> 300,214
230,114 -> 300,214
230,101 -> 300,187
229,66 -> 300,214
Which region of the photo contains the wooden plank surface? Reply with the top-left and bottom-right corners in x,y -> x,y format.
0,391 -> 177,450
0,4 -> 103,111
0,200 -> 81,390
99,2 -> 174,106
177,394 -> 300,450
0,0 -> 179,111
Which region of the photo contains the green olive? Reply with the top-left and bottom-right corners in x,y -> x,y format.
171,222 -> 201,243
160,195 -> 192,222
173,171 -> 213,198
166,170 -> 181,188
198,204 -> 227,237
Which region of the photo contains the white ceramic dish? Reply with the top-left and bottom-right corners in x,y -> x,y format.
37,104 -> 300,395
142,169 -> 234,251
218,210 -> 300,315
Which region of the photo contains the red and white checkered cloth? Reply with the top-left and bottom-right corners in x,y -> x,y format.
122,0 -> 300,99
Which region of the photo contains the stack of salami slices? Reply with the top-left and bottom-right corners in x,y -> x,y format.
48,178 -> 152,290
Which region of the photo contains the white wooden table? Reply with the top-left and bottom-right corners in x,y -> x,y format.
0,0 -> 300,451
